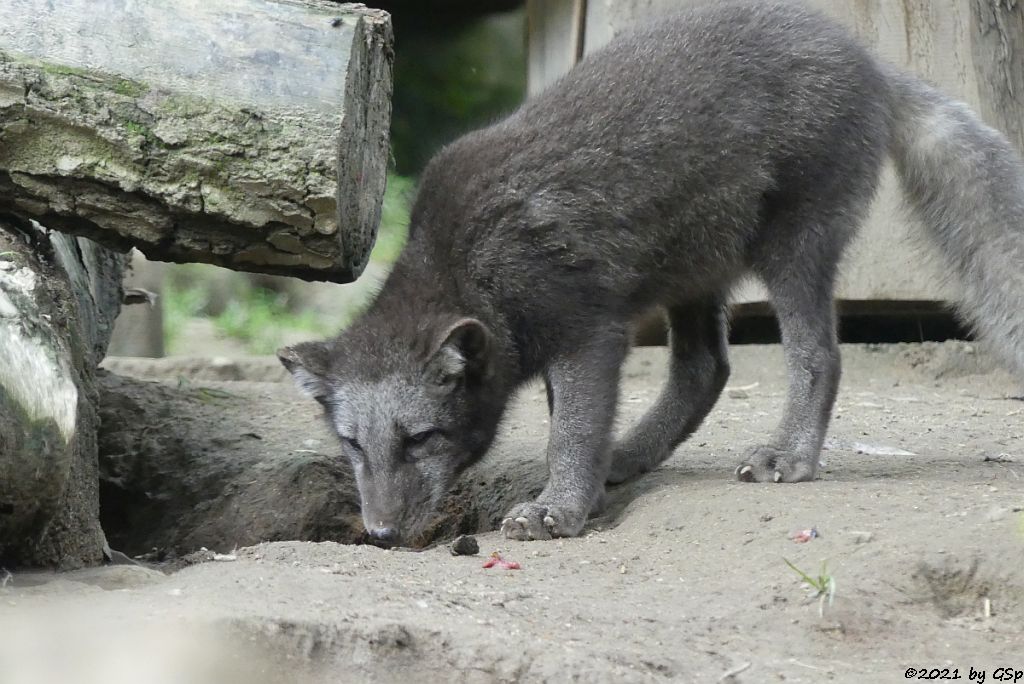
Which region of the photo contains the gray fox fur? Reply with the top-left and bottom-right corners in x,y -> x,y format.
280,1 -> 1024,545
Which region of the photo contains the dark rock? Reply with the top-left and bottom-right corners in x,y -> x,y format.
450,535 -> 479,556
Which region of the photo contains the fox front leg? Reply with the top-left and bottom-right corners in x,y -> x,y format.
502,331 -> 628,540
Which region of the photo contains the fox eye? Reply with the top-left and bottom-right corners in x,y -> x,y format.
405,429 -> 440,449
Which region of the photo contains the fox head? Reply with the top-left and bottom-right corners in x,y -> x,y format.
278,317 -> 505,547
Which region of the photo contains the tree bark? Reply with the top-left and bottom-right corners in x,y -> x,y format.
0,218 -> 124,569
0,0 -> 393,283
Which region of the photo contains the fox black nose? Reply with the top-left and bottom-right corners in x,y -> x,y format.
369,527 -> 399,545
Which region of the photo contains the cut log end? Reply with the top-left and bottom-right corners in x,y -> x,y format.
0,1 -> 394,282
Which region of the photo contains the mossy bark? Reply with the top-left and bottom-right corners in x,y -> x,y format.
0,218 -> 124,568
0,1 -> 393,282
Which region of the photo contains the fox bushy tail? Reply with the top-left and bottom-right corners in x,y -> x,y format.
887,69 -> 1024,377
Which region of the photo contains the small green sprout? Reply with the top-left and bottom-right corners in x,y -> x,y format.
784,557 -> 836,617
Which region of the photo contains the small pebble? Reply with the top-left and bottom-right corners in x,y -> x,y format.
450,534 -> 479,556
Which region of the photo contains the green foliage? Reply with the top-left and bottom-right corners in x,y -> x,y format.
390,11 -> 526,174
372,174 -> 414,263
784,558 -> 837,617
163,270 -> 336,356
163,272 -> 209,353
212,288 -> 329,355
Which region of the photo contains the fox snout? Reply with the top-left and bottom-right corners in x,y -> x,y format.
357,469 -> 454,548
361,501 -> 406,547
366,526 -> 400,546
359,495 -> 434,548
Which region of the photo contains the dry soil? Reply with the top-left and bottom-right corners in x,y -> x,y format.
2,342 -> 1023,683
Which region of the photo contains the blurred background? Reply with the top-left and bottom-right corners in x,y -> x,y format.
109,1 -> 527,358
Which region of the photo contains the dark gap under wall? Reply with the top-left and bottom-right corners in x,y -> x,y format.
633,301 -> 972,346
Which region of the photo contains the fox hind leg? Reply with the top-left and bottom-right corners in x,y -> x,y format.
735,270 -> 840,482
736,205 -> 856,483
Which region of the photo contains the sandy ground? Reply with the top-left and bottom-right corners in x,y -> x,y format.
3,342 -> 1023,683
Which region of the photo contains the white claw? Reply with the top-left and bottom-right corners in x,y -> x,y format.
773,471 -> 783,483
738,465 -> 753,476
515,516 -> 529,525
542,515 -> 556,528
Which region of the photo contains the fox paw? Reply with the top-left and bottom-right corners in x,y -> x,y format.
501,501 -> 586,541
735,445 -> 818,483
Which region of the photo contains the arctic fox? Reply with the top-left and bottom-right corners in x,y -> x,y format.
280,1 -> 1024,545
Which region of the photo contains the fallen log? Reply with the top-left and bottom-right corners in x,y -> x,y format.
0,219 -> 125,568
0,0 -> 393,282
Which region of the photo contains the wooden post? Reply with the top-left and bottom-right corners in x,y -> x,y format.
107,251 -> 165,358
527,0 -> 587,97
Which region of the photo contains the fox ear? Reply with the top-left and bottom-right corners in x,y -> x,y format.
426,318 -> 493,386
277,341 -> 331,402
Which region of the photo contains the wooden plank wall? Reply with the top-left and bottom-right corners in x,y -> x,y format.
527,0 -> 587,97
